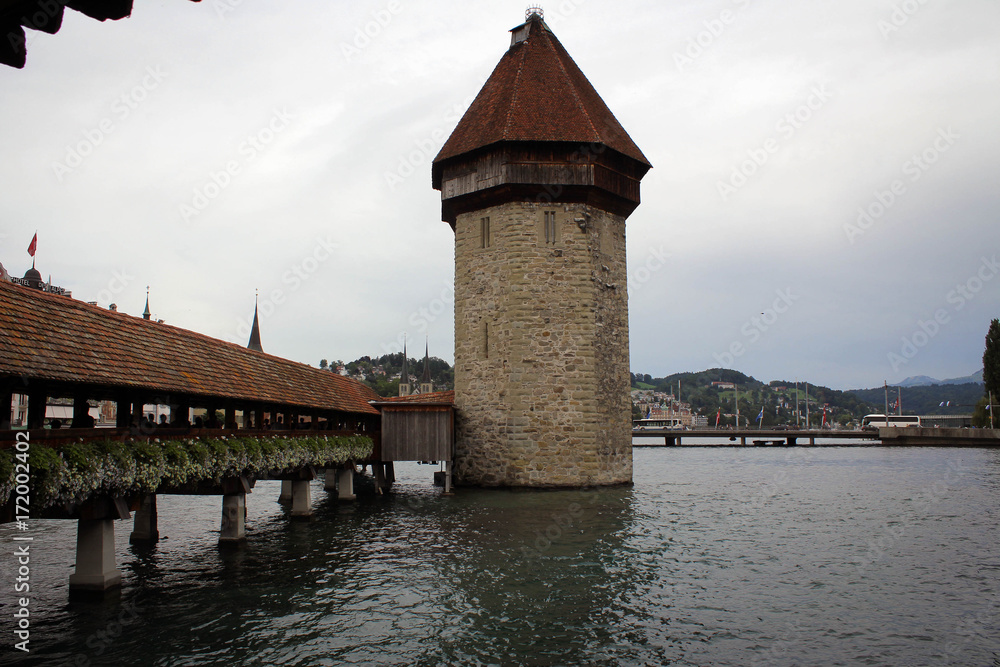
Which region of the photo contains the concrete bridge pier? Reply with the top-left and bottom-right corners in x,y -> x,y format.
337,467 -> 356,501
219,493 -> 246,543
278,480 -> 293,503
290,480 -> 312,518
324,468 -> 337,492
129,494 -> 159,544
69,519 -> 122,594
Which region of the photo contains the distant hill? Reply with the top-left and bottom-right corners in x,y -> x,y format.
846,383 -> 984,415
897,375 -> 939,388
898,370 -> 983,387
630,369 -> 876,427
322,353 -> 454,397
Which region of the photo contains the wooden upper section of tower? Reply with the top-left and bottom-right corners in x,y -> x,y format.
432,11 -> 651,225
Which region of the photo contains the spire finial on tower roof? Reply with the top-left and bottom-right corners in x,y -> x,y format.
143,286 -> 151,320
526,5 -> 543,21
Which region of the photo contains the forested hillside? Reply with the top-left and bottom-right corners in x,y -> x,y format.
631,369 -> 875,427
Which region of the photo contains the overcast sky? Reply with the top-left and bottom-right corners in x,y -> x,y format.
2,0 -> 998,391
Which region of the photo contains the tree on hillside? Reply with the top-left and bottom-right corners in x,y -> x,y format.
984,318 -> 1000,401
972,396 -> 991,428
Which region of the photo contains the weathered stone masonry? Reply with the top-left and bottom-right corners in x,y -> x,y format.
453,202 -> 632,486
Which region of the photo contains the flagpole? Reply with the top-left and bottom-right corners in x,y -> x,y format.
734,384 -> 739,430
806,382 -> 812,431
795,380 -> 800,428
884,381 -> 889,428
991,391 -> 995,430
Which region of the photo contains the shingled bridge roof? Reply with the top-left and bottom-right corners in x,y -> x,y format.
0,280 -> 379,415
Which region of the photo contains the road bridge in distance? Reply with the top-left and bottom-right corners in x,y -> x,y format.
633,429 -> 877,447
633,427 -> 1000,447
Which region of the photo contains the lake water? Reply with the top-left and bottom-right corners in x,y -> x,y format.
3,447 -> 999,666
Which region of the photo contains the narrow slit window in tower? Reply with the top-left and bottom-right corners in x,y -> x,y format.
481,216 -> 491,248
543,211 -> 557,244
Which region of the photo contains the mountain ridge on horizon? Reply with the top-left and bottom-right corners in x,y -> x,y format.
639,368 -> 984,392
890,369 -> 983,389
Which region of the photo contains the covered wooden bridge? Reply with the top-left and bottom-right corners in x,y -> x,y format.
374,390 -> 456,492
0,279 -> 385,594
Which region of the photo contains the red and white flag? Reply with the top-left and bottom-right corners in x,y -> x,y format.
27,233 -> 37,258
715,408 -> 721,427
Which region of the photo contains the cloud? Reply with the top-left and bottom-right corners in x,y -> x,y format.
1,0 -> 998,390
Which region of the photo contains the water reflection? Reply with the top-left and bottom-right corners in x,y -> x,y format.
3,450 -> 999,666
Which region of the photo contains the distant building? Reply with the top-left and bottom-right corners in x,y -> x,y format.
399,341 -> 435,397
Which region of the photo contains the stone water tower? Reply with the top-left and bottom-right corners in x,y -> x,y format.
432,8 -> 650,487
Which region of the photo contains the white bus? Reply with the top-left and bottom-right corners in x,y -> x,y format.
633,417 -> 685,430
861,414 -> 921,429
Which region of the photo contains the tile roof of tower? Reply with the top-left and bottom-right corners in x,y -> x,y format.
433,15 -> 650,169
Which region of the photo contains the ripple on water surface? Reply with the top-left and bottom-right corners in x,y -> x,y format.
3,447 -> 999,666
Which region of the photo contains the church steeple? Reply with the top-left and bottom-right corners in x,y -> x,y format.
143,286 -> 151,320
247,291 -> 263,352
420,340 -> 433,395
398,338 -> 412,396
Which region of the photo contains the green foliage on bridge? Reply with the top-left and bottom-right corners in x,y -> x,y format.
0,434 -> 373,510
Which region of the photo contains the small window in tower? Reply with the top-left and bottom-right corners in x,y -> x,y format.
482,321 -> 490,360
481,217 -> 491,248
543,211 -> 558,244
